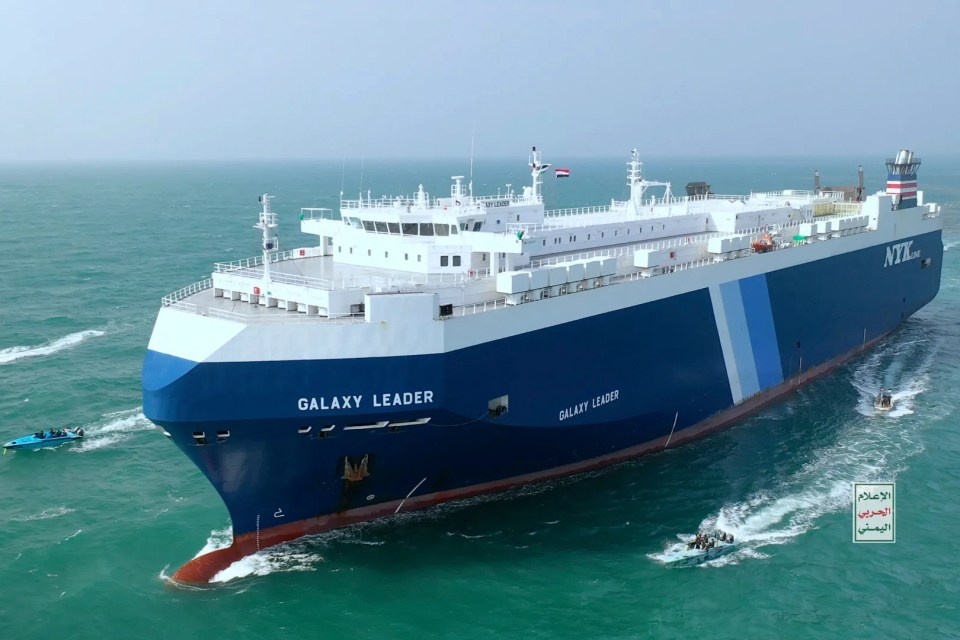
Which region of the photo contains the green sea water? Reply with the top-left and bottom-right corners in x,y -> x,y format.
1,156 -> 958,639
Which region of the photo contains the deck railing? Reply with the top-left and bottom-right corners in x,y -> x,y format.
214,250 -> 300,273
161,279 -> 213,307
299,207 -> 337,220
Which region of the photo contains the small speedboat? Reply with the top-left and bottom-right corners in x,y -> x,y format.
662,532 -> 738,567
874,387 -> 894,412
3,428 -> 85,452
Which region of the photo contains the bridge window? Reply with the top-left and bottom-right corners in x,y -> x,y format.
473,222 -> 483,231
405,253 -> 409,260
450,225 -> 458,234
441,255 -> 449,266
453,255 -> 461,266
362,221 -> 375,232
385,251 -> 389,258
418,255 -> 422,262
388,222 -> 400,234
402,223 -> 418,235
374,221 -> 388,233
419,223 -> 435,236
435,224 -> 450,236
367,249 -> 371,256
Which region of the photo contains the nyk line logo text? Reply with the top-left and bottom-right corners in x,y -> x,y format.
883,241 -> 920,267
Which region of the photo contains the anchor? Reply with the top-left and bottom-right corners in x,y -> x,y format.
342,454 -> 370,482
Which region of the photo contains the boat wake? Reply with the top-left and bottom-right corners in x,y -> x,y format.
651,329 -> 942,567
9,506 -> 76,522
851,336 -> 936,418
71,407 -> 156,453
0,329 -> 105,365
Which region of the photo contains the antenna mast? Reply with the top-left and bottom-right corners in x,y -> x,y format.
469,123 -> 476,198
529,146 -> 550,201
254,194 -> 277,286
627,148 -> 672,211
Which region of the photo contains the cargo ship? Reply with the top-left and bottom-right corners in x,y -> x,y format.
143,148 -> 942,582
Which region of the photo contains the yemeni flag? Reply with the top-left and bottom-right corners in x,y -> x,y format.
555,168 -> 570,178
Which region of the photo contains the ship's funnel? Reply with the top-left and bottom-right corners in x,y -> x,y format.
885,149 -> 921,210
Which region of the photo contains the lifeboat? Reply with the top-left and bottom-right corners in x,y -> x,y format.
752,234 -> 776,253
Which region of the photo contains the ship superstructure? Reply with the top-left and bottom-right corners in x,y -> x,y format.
143,148 -> 943,582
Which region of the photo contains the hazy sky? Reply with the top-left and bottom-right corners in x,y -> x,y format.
2,0 -> 958,161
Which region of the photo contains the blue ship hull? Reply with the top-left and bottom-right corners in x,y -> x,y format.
144,229 -> 942,567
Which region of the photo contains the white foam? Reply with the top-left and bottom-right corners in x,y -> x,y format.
73,434 -> 124,452
210,546 -> 324,583
10,506 -> 75,522
70,407 -> 157,453
96,408 -> 154,434
59,529 -> 83,543
652,330 -> 942,566
0,330 -> 105,365
194,526 -> 233,557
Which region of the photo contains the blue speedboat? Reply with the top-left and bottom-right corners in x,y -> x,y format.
662,532 -> 738,567
3,428 -> 85,452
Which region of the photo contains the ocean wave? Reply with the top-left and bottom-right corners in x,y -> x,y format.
10,506 -> 75,522
59,529 -> 83,544
0,330 -> 105,365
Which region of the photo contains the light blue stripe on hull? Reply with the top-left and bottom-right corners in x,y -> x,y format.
739,274 -> 784,390
718,279 -> 760,399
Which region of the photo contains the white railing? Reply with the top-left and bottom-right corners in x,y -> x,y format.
205,307 -> 361,324
214,250 -> 302,273
454,297 -> 509,317
545,205 -> 615,218
300,207 -> 336,220
530,245 -> 638,268
161,279 -> 213,306
222,267 -> 335,290
215,260 -> 493,292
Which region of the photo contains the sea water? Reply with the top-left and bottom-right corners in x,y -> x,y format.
1,156 -> 958,639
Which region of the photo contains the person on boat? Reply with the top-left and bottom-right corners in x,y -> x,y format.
34,431 -> 45,439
